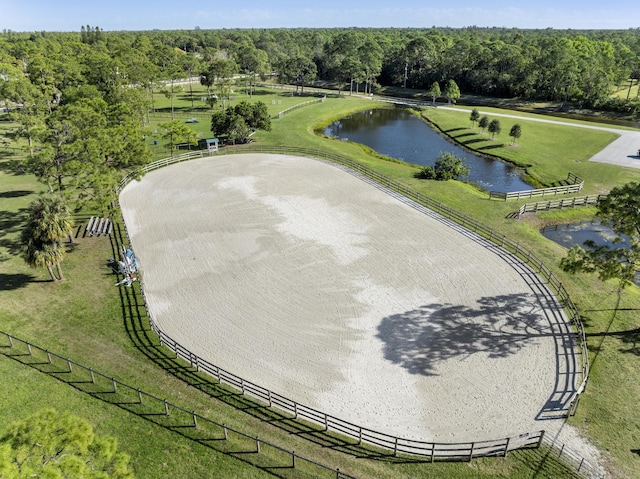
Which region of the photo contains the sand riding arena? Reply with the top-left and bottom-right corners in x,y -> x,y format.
118,152 -> 581,453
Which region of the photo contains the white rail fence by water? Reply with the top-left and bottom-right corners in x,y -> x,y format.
517,194 -> 607,217
490,173 -> 584,200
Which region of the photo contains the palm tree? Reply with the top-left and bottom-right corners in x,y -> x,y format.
22,239 -> 65,281
21,194 -> 74,281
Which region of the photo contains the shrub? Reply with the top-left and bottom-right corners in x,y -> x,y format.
414,152 -> 470,180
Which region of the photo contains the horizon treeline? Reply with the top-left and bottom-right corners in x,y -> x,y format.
1,26 -> 640,113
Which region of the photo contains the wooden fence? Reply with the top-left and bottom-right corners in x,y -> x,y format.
541,434 -> 605,479
149,110 -> 211,120
490,173 -> 584,200
0,332 -> 356,479
518,194 -> 607,217
116,145 -> 591,464
145,322 -> 544,461
277,96 -> 326,118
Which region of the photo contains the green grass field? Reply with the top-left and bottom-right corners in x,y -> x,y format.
612,81 -> 640,101
2,84 -> 640,478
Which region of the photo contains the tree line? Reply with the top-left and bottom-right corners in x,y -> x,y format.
2,26 -> 640,116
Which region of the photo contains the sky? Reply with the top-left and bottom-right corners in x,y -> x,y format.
1,0 -> 639,32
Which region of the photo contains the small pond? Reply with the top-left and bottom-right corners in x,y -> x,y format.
541,220 -> 639,284
324,108 -> 532,193
540,220 -> 628,250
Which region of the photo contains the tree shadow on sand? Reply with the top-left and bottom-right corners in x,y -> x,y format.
376,292 -> 550,376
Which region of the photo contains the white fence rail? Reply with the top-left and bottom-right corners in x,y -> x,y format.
490,173 -> 584,200
518,194 -> 607,217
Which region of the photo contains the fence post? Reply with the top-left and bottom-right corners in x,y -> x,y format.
256,437 -> 260,453
292,451 -> 296,468
27,343 -> 32,355
468,442 -> 475,461
393,437 -> 398,456
192,412 -> 197,427
223,424 -> 228,440
164,399 -> 170,415
47,351 -> 52,364
537,430 -> 545,448
137,389 -> 143,403
503,437 -> 510,456
67,359 -> 73,373
89,368 -> 95,383
112,378 -> 118,393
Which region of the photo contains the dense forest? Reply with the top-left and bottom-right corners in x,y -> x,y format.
1,26 -> 640,210
2,26 -> 640,110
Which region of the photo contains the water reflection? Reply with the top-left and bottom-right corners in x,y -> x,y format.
541,221 -> 639,284
540,221 -> 627,250
325,108 -> 532,193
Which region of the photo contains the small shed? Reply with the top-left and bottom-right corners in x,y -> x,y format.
204,138 -> 219,153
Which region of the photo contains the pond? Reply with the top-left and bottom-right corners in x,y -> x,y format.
324,108 -> 532,193
541,220 -> 639,284
540,221 -> 628,250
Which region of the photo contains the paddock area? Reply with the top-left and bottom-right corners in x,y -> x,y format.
119,153 -> 580,445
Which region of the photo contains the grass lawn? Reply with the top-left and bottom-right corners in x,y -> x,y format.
612,81 -> 639,101
3,84 -> 640,478
147,84 -> 342,157
417,106 -> 635,190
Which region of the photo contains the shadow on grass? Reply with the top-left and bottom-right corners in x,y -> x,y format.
0,207 -> 28,259
508,443 -> 583,479
0,273 -> 45,289
0,160 -> 27,176
586,323 -> 640,356
450,132 -> 476,139
0,190 -> 33,198
584,289 -> 624,369
462,138 -> 490,145
477,144 -> 505,151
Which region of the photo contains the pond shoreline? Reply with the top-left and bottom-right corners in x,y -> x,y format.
413,108 -> 539,188
322,106 -> 534,193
